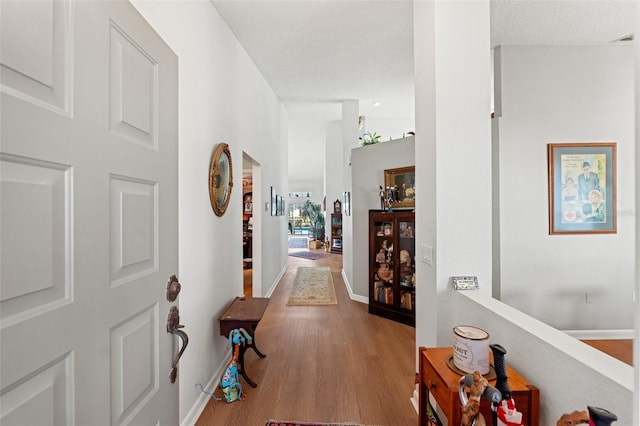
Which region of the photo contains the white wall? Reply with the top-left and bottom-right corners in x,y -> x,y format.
349,137 -> 415,300
495,45 -> 636,331
131,2 -> 289,424
633,6 -> 640,423
340,100 -> 360,291
413,0 -> 493,350
288,119 -> 325,203
324,121 -> 344,218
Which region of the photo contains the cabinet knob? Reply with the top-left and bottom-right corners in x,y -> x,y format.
430,380 -> 436,389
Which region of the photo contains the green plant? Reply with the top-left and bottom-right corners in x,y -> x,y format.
300,200 -> 325,241
361,131 -> 382,146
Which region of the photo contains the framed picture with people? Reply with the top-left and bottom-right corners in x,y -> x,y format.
384,166 -> 415,208
547,142 -> 616,235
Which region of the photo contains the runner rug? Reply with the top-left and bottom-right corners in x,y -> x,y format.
286,266 -> 338,306
266,421 -> 363,426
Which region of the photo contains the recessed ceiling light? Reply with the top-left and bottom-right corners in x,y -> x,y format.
373,101 -> 380,107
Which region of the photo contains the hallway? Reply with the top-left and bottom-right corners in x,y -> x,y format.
196,253 -> 417,426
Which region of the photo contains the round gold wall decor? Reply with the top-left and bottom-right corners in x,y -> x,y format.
208,143 -> 233,216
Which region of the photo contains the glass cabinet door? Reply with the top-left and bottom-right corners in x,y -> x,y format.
372,220 -> 394,305
398,221 -> 415,311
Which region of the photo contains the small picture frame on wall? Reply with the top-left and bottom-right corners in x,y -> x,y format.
342,191 -> 351,216
277,195 -> 285,216
547,142 -> 617,235
243,192 -> 253,214
271,186 -> 277,216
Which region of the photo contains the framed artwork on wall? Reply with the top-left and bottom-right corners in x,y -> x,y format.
342,191 -> 351,216
547,142 -> 617,235
208,143 -> 233,217
384,166 -> 415,208
243,192 -> 253,214
278,195 -> 285,216
271,186 -> 277,216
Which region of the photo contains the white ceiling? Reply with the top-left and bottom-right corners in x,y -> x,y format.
213,0 -> 636,180
212,0 -> 635,122
212,0 -> 415,123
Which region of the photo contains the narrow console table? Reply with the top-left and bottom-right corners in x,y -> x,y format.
419,346 -> 539,426
218,297 -> 270,387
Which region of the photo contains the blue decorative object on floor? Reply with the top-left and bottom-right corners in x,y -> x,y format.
288,237 -> 308,249
288,251 -> 331,260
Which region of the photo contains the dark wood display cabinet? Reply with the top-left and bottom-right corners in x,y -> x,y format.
368,210 -> 415,326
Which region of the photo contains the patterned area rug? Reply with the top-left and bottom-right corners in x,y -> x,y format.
266,421 -> 363,426
286,266 -> 338,306
288,251 -> 331,260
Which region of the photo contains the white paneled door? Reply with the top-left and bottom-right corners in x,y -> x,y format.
1,1 -> 179,424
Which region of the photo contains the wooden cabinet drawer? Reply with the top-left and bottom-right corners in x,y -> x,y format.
422,354 -> 453,414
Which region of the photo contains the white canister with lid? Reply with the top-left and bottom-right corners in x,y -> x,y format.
452,325 -> 490,374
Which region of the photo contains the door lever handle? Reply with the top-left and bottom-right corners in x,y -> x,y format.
167,306 -> 189,383
169,328 -> 189,383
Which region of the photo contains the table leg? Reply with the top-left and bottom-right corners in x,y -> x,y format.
246,335 -> 266,358
237,343 -> 258,388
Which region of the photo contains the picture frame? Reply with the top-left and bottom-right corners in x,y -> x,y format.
342,191 -> 351,216
208,143 -> 233,217
271,186 -> 277,216
277,195 -> 285,216
384,166 -> 415,208
547,142 -> 617,235
243,192 -> 253,214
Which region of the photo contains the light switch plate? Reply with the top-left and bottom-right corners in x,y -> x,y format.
421,243 -> 433,265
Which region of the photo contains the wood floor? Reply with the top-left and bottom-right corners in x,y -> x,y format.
581,339 -> 633,366
196,252 -> 417,426
197,251 -> 633,426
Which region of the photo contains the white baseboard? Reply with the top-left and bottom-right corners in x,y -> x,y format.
563,329 -> 634,340
265,262 -> 290,297
410,385 -> 419,414
180,352 -> 232,426
341,269 -> 368,304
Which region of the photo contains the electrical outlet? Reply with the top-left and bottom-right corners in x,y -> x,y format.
585,291 -> 593,304
633,291 -> 636,303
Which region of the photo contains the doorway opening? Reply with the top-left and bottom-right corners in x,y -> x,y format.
242,153 -> 262,297
242,157 -> 253,297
